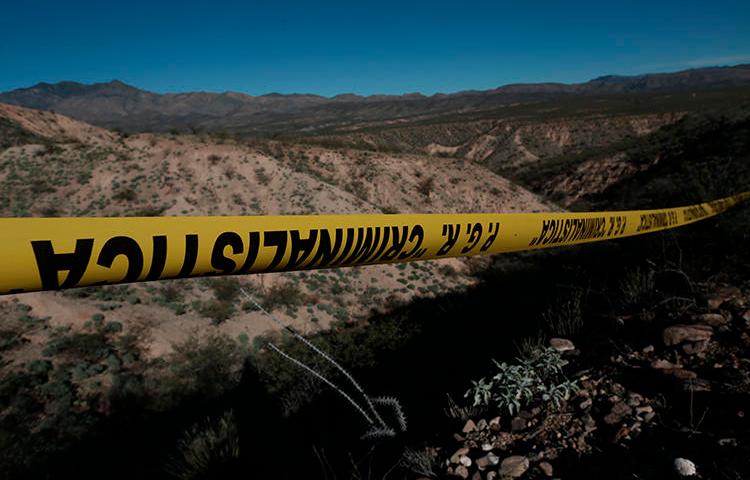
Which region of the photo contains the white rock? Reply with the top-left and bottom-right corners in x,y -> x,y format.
549,337 -> 575,352
673,457 -> 697,477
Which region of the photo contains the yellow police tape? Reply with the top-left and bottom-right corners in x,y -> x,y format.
1,192 -> 748,294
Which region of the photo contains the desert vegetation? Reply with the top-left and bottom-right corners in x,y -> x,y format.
0,81 -> 749,480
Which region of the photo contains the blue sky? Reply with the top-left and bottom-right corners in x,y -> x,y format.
1,0 -> 749,96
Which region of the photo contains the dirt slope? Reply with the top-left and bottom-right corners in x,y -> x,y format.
0,103 -> 550,360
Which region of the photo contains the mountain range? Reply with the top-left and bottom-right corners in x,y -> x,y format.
1,64 -> 750,133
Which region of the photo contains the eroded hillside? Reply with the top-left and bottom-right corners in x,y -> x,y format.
0,103 -> 549,362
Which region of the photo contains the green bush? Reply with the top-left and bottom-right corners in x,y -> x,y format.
465,347 -> 578,415
196,299 -> 235,325
43,331 -> 111,361
262,281 -> 304,311
167,333 -> 244,397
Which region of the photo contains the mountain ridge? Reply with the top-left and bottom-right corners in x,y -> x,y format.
2,64 -> 749,133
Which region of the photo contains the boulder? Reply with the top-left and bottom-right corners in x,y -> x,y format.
489,416 -> 501,431
651,359 -> 682,369
692,313 -> 727,327
673,457 -> 697,477
706,286 -> 741,309
499,456 -> 529,478
453,465 -> 469,479
549,337 -> 575,352
462,419 -> 477,433
450,447 -> 470,464
476,453 -> 500,469
539,461 -> 554,477
663,324 -> 712,346
682,340 -> 709,355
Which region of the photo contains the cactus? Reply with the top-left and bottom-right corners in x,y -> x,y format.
242,288 -> 407,439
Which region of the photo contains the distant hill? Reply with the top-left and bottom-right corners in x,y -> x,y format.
1,64 -> 749,133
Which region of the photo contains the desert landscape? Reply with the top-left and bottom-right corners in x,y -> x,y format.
2,5 -> 750,477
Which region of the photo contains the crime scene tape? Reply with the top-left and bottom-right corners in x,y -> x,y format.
1,192 -> 748,295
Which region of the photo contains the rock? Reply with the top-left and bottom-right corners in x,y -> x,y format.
459,455 -> 472,467
481,442 -> 494,451
682,342 -> 708,355
682,340 -> 709,355
693,313 -> 727,327
510,416 -> 527,431
472,472 -> 482,480
453,433 -> 465,442
539,461 -> 554,477
642,344 -> 655,354
454,465 -> 469,479
669,368 -> 698,380
612,401 -> 633,416
451,447 -> 470,464
626,392 -> 644,407
549,337 -> 575,352
742,309 -> 750,324
663,324 -> 713,346
635,405 -> 653,416
486,472 -> 498,480
707,296 -> 724,310
489,416 -> 501,429
604,413 -> 621,425
579,398 -> 593,410
499,456 -> 529,478
706,286 -> 741,310
604,401 -> 633,425
462,419 -> 477,433
476,418 -> 488,431
476,453 -> 500,469
643,411 -> 656,422
673,457 -> 697,477
651,359 -> 682,369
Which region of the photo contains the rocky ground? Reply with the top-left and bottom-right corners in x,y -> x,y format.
425,282 -> 750,480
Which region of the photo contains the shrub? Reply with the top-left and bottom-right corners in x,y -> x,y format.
196,299 -> 235,325
210,278 -> 241,303
167,333 -> 244,397
619,267 -> 656,309
43,331 -> 111,361
417,176 -> 435,197
254,167 -> 271,185
465,347 -> 578,415
112,188 -> 137,201
400,448 -> 439,478
166,410 -> 240,480
262,282 -> 304,311
542,288 -> 584,337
